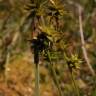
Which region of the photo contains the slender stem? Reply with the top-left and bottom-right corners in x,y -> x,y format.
78,6 -> 95,76
70,71 -> 80,96
35,63 -> 40,96
4,51 -> 10,82
47,51 -> 63,96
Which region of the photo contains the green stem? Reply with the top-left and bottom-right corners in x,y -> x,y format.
47,51 -> 63,96
70,71 -> 80,96
35,63 -> 40,96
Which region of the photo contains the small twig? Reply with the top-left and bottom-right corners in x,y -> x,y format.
78,6 -> 95,76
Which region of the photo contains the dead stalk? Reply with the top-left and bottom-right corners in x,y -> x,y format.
78,6 -> 95,76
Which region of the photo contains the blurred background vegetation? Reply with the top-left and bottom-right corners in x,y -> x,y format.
0,0 -> 96,96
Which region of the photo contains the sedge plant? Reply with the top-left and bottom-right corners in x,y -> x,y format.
29,32 -> 52,96
64,53 -> 82,96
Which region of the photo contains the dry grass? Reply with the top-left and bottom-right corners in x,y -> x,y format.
0,53 -> 55,96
